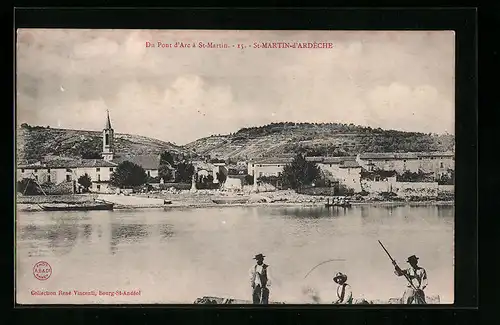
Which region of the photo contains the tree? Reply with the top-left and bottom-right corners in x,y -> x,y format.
158,164 -> 173,182
17,178 -> 41,195
160,151 -> 175,166
280,153 -> 321,190
216,172 -> 227,187
175,162 -> 195,183
206,174 -> 214,184
78,173 -> 92,192
81,150 -> 102,159
110,161 -> 148,188
244,174 -> 254,185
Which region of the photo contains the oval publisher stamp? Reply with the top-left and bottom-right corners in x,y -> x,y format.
33,261 -> 52,281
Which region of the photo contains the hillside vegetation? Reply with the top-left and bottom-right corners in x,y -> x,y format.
17,122 -> 455,163
17,124 -> 192,163
185,122 -> 455,159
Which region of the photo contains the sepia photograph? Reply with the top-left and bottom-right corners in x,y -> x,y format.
15,29 -> 455,305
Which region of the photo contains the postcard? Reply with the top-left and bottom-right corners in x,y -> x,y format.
16,29 -> 455,304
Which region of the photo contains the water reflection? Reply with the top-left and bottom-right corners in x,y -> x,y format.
82,224 -> 92,239
271,207 -> 348,219
159,224 -> 175,241
110,224 -> 153,255
20,221 -> 79,257
17,205 -> 455,303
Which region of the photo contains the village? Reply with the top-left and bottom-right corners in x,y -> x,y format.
16,111 -> 455,210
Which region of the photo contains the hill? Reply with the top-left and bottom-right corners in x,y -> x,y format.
16,124 -> 194,163
184,122 -> 455,160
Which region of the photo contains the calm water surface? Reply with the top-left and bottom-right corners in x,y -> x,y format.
16,205 -> 454,304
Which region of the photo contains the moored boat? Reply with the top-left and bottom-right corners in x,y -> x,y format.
212,196 -> 250,204
38,201 -> 114,211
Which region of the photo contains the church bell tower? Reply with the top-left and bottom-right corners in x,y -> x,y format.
102,110 -> 114,161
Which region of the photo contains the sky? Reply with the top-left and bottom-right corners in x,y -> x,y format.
16,29 -> 455,145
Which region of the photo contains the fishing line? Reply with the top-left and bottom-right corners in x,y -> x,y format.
303,259 -> 346,279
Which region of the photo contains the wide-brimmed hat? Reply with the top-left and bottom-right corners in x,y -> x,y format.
407,255 -> 419,263
253,253 -> 265,260
333,272 -> 347,283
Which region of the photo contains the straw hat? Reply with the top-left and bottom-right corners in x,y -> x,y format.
333,272 -> 347,284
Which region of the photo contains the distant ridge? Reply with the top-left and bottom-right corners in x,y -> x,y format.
16,122 -> 454,164
184,122 -> 455,160
16,124 -> 193,163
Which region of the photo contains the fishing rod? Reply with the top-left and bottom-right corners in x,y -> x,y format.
378,240 -> 426,304
304,259 -> 346,279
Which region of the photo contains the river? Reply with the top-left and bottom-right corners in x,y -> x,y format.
16,204 -> 454,304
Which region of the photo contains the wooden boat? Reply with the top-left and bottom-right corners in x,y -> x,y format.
193,295 -> 440,305
212,196 -> 250,204
38,201 -> 114,211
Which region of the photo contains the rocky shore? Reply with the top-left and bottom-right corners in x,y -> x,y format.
16,190 -> 454,212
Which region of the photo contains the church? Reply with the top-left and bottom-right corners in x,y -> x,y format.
17,111 -> 161,193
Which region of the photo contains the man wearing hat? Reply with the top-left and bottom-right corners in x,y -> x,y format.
394,255 -> 428,304
249,253 -> 272,304
333,272 -> 353,304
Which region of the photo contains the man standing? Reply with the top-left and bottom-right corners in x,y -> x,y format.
333,272 -> 353,304
249,253 -> 272,304
394,255 -> 428,304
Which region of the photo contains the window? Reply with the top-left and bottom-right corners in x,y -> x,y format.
34,168 -> 38,172
21,169 -> 24,173
97,185 -> 101,191
109,168 -> 113,172
47,175 -> 51,182
105,133 -> 109,145
403,160 -> 407,163
35,175 -> 38,181
97,174 -> 101,181
47,168 -> 51,173
252,164 -> 254,167
147,171 -> 151,177
440,162 -> 444,168
66,168 -> 71,172
259,172 -> 263,177
66,175 -> 71,182
96,168 -> 100,172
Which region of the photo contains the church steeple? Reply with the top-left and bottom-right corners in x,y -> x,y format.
105,110 -> 112,129
102,110 -> 114,161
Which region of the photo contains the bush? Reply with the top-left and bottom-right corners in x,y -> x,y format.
244,174 -> 254,185
380,191 -> 398,199
78,173 -> 92,192
337,184 -> 355,196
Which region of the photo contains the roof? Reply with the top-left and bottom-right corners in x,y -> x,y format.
193,161 -> 215,171
416,151 -> 454,157
250,156 -> 358,165
339,160 -> 361,168
359,152 -> 419,160
19,158 -> 118,169
112,154 -> 160,170
251,157 -> 294,165
359,152 -> 454,159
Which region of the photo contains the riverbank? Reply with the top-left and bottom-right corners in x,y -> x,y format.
16,191 -> 454,212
